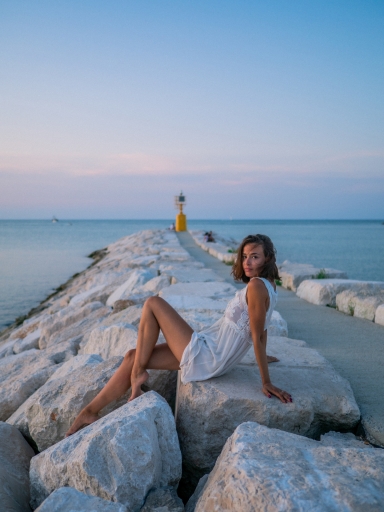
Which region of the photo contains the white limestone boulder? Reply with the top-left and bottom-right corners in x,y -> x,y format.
160,282 -> 235,311
46,353 -> 104,383
26,357 -> 126,451
126,254 -> 161,267
138,274 -> 172,293
7,354 -> 103,441
375,304 -> 384,326
185,474 -> 209,512
12,327 -> 41,353
176,336 -> 360,486
336,287 -> 384,321
102,305 -> 143,327
163,267 -> 223,284
9,312 -> 50,340
189,230 -> 237,263
0,337 -> 17,358
193,422 -> 384,512
30,392 -> 182,510
35,487 -> 128,512
0,349 -> 63,421
177,310 -> 223,332
269,310 -> 288,336
82,323 -> 138,359
82,269 -> 128,291
297,278 -> 384,307
278,260 -> 348,292
159,261 -> 204,273
164,295 -> 228,311
39,305 -> 111,349
144,367 -> 178,407
82,322 -> 176,404
140,486 -> 184,512
38,301 -> 107,348
107,269 -> 156,306
159,250 -> 191,261
177,308 -> 287,337
320,430 -> 374,450
0,422 -> 35,512
160,281 -> 237,299
69,284 -> 111,306
240,335 -> 325,366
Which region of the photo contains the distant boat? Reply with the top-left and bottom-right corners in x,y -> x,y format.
52,216 -> 58,223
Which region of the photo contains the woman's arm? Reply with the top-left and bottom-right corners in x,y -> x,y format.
247,279 -> 292,403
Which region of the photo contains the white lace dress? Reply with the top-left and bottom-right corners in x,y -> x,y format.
179,277 -> 278,384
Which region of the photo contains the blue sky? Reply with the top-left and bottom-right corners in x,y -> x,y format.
0,0 -> 383,219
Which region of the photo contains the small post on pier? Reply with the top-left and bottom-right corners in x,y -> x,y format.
174,191 -> 187,232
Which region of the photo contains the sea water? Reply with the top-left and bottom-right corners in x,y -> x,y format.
1,219 -> 383,330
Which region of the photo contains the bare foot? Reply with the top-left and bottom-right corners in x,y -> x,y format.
267,355 -> 279,363
129,370 -> 149,402
65,408 -> 100,437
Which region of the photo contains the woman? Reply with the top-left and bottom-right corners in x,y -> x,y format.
66,234 -> 291,436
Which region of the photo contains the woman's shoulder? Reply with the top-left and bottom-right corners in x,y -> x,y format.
249,277 -> 276,293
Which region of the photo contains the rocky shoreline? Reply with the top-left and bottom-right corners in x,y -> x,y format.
1,229 -> 383,511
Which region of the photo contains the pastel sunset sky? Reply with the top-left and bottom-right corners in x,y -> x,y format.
1,1 -> 383,219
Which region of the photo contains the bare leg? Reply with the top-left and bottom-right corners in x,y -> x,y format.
66,297 -> 193,436
129,296 -> 193,400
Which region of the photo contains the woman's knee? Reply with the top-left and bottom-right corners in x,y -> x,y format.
124,348 -> 136,364
144,295 -> 162,311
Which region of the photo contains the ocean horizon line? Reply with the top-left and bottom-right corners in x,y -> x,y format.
0,218 -> 383,222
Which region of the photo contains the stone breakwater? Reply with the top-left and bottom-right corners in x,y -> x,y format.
276,260 -> 384,325
0,229 -> 383,511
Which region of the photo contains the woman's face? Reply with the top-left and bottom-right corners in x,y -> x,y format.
242,243 -> 266,278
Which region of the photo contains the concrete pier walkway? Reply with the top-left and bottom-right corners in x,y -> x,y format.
177,231 -> 384,447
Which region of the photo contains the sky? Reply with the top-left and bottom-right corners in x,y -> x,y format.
0,0 -> 383,219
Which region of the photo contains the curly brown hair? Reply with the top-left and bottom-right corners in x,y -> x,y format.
231,234 -> 280,283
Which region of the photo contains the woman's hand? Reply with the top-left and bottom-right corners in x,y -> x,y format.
262,382 -> 292,403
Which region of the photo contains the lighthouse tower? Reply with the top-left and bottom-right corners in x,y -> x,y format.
174,191 -> 187,232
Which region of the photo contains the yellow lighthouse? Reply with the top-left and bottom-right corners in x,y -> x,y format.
175,191 -> 187,232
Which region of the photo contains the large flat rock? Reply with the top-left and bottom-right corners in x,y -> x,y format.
176,336 -> 360,487
35,487 -> 128,511
82,323 -> 138,359
26,357 -> 127,451
164,295 -> 229,311
189,230 -> 237,264
7,354 -> 104,441
297,279 -> 384,308
38,301 -> 105,348
336,287 -> 384,321
0,422 -> 35,512
101,305 -> 143,327
106,269 -> 156,306
160,281 -> 237,299
193,422 -> 384,511
13,327 -> 41,353
82,323 -> 177,404
269,310 -> 288,336
0,349 -> 64,421
140,486 -> 184,512
30,392 -> 182,511
278,261 -> 347,292
39,305 -> 111,349
162,267 -> 224,284
375,304 -> 384,326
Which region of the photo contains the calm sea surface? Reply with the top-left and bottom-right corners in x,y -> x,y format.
1,220 -> 383,330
